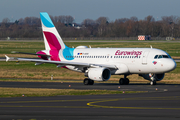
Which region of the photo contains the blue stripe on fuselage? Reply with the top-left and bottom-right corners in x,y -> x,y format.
62,46 -> 75,60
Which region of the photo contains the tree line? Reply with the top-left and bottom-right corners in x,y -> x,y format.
0,15 -> 180,39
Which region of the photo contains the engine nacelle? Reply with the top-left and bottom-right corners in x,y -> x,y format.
139,73 -> 165,81
88,68 -> 111,81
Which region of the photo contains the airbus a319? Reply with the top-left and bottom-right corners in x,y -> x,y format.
5,12 -> 176,85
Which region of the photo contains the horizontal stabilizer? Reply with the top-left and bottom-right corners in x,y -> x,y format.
5,55 -> 16,62
11,51 -> 51,57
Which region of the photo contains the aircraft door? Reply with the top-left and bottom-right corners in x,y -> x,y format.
142,51 -> 149,65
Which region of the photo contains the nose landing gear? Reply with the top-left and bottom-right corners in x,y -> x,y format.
150,81 -> 156,85
149,73 -> 156,85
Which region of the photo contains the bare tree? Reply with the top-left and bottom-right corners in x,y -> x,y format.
66,16 -> 74,24
59,16 -> 66,23
82,19 -> 95,26
96,17 -> 109,25
145,15 -> 155,22
130,16 -> 138,22
115,18 -> 129,23
2,18 -> 10,23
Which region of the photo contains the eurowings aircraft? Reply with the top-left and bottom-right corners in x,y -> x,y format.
5,12 -> 176,85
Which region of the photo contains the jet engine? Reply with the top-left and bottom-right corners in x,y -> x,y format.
139,73 -> 165,81
88,68 -> 111,81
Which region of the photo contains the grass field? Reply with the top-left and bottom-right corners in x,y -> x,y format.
1,41 -> 180,58
0,61 -> 180,84
0,87 -> 146,97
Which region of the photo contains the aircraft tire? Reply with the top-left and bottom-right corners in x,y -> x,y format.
89,80 -> 94,85
84,78 -> 89,85
150,81 -> 156,85
125,78 -> 129,85
153,81 -> 156,85
119,78 -> 125,85
83,78 -> 94,85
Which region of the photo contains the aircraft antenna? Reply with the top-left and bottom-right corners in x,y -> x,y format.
150,45 -> 152,49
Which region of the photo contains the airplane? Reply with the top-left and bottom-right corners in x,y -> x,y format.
5,12 -> 177,85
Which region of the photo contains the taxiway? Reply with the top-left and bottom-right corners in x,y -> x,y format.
0,82 -> 180,120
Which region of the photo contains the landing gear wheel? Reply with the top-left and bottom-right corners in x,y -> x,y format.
125,78 -> 129,85
119,78 -> 129,85
150,81 -> 156,85
119,78 -> 124,85
83,78 -> 94,85
89,80 -> 94,85
84,78 -> 89,85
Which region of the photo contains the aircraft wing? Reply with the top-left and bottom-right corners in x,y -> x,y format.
5,55 -> 117,69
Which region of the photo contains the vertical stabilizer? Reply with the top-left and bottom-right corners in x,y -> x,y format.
40,12 -> 66,50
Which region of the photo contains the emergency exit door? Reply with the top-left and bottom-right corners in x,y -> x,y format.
142,51 -> 149,65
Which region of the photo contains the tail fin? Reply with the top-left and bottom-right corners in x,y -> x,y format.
40,12 -> 66,50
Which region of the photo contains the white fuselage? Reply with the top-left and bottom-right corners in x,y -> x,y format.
58,47 -> 176,75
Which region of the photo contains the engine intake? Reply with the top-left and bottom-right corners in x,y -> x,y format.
88,67 -> 111,81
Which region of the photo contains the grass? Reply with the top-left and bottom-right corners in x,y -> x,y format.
0,61 -> 180,82
0,61 -> 180,83
0,87 -> 146,97
1,41 -> 180,58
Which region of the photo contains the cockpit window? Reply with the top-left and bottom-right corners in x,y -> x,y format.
154,55 -> 170,59
162,55 -> 169,58
159,55 -> 163,58
154,55 -> 158,59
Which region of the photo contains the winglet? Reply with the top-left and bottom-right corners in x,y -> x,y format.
5,55 -> 10,62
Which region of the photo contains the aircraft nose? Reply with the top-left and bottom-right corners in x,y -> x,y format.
168,60 -> 176,71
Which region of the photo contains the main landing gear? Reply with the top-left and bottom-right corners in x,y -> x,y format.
83,78 -> 94,85
119,75 -> 129,85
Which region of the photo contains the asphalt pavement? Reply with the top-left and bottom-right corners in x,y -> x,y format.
0,81 -> 180,120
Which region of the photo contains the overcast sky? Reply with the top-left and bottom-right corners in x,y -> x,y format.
0,0 -> 180,23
